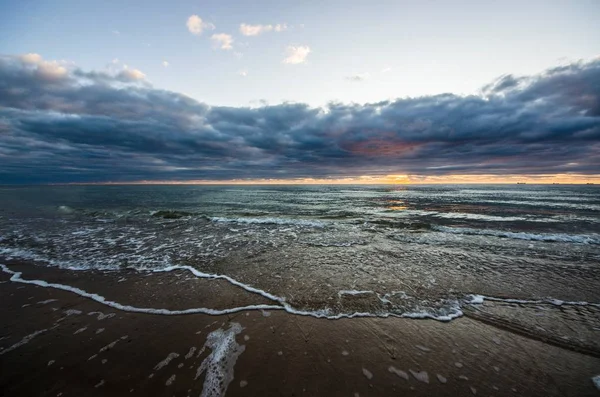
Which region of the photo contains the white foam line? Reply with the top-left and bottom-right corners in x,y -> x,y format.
154,265 -> 285,305
338,290 -> 374,296
0,263 -> 463,322
0,264 -> 283,316
0,327 -> 55,355
158,266 -> 463,321
467,294 -> 600,308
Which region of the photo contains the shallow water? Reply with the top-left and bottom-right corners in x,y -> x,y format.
0,184 -> 599,319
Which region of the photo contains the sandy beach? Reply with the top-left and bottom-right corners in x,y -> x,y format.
1,260 -> 599,397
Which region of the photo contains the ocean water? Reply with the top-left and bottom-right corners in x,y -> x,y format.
0,184 -> 599,320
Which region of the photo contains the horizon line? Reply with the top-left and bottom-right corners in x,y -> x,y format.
5,173 -> 598,186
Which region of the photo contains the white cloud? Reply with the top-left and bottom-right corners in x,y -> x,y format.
19,53 -> 68,80
282,45 -> 311,64
381,67 -> 392,74
346,73 -> 370,81
240,23 -> 288,36
211,33 -> 234,50
238,70 -> 248,77
120,67 -> 146,81
186,15 -> 215,36
162,61 -> 169,68
240,24 -> 272,36
20,53 -> 43,64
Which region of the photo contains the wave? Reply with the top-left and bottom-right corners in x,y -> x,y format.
4,258 -> 599,325
0,263 -> 462,322
477,199 -> 600,211
433,226 -> 600,244
379,209 -> 542,222
0,264 -> 282,316
209,216 -> 325,228
367,219 -> 433,230
466,294 -> 600,308
150,210 -> 197,219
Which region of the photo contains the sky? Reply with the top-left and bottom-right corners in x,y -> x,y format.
0,0 -> 599,184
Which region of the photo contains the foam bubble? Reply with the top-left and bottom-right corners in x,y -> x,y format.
338,290 -> 373,296
592,375 -> 600,391
195,322 -> 245,397
99,337 -> 125,353
58,206 -> 73,214
165,374 -> 176,386
467,295 -> 484,304
185,347 -> 197,359
88,311 -> 115,320
154,353 -> 180,371
0,327 -> 53,355
409,369 -> 429,383
388,366 -> 408,380
37,299 -> 58,305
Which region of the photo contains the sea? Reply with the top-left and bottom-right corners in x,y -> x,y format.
0,184 -> 599,320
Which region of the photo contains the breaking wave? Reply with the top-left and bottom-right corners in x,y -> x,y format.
433,226 -> 600,244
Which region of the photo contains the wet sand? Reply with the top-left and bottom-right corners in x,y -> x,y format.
1,261 -> 599,397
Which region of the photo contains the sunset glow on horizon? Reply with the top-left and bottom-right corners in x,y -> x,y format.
67,173 -> 600,186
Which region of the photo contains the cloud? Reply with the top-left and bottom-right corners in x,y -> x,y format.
211,33 -> 234,50
186,15 -> 215,36
345,73 -> 370,82
112,30 -> 120,35
283,45 -> 311,64
162,61 -> 169,68
17,53 -> 68,81
240,23 -> 272,36
381,67 -> 392,74
0,53 -> 599,183
118,67 -> 146,81
238,70 -> 248,77
239,23 -> 288,36
20,53 -> 42,64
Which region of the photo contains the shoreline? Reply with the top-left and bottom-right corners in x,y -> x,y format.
1,261 -> 599,396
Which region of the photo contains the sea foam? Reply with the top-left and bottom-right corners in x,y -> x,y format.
433,226 -> 599,244
0,263 -> 465,321
195,323 -> 245,397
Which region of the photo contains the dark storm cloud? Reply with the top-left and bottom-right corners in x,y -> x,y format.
0,54 -> 599,183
